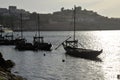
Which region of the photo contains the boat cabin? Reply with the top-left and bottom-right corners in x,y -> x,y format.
33,36 -> 52,51
4,34 -> 14,40
33,36 -> 44,44
0,35 -> 4,40
65,40 -> 78,48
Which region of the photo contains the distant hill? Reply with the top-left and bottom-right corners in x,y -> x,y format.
0,6 -> 120,31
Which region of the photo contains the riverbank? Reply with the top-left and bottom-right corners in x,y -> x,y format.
0,52 -> 26,80
0,68 -> 26,80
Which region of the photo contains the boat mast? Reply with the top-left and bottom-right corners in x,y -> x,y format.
73,5 -> 77,48
0,25 -> 2,36
73,5 -> 76,42
11,19 -> 14,40
37,14 -> 41,43
37,14 -> 40,37
20,13 -> 23,38
0,31 -> 1,36
11,15 -> 14,40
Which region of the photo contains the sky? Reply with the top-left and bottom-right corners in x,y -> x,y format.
0,0 -> 120,18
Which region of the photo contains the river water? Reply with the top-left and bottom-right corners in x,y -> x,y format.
0,31 -> 120,80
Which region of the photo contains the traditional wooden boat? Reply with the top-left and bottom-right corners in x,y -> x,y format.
15,13 -> 36,51
33,36 -> 52,51
33,14 -> 52,51
0,34 -> 15,45
15,38 -> 36,51
0,25 -> 16,45
62,40 -> 102,58
62,6 -> 103,58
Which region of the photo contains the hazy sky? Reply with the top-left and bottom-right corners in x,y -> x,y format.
0,0 -> 120,18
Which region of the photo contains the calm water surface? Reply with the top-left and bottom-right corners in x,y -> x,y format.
0,31 -> 120,80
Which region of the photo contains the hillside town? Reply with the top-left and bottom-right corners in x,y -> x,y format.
0,6 -> 120,31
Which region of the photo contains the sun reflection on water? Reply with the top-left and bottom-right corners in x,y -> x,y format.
1,31 -> 120,80
92,31 -> 120,80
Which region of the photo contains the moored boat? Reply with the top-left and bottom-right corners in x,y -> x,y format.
33,36 -> 52,51
15,38 -> 36,51
62,41 -> 102,58
33,14 -> 52,51
0,25 -> 16,45
61,6 -> 103,59
15,13 -> 36,51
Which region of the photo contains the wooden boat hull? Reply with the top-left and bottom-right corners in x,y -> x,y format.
15,39 -> 52,51
34,42 -> 52,51
0,39 -> 15,45
0,35 -> 25,45
15,43 -> 36,51
64,47 -> 102,58
15,39 -> 37,51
